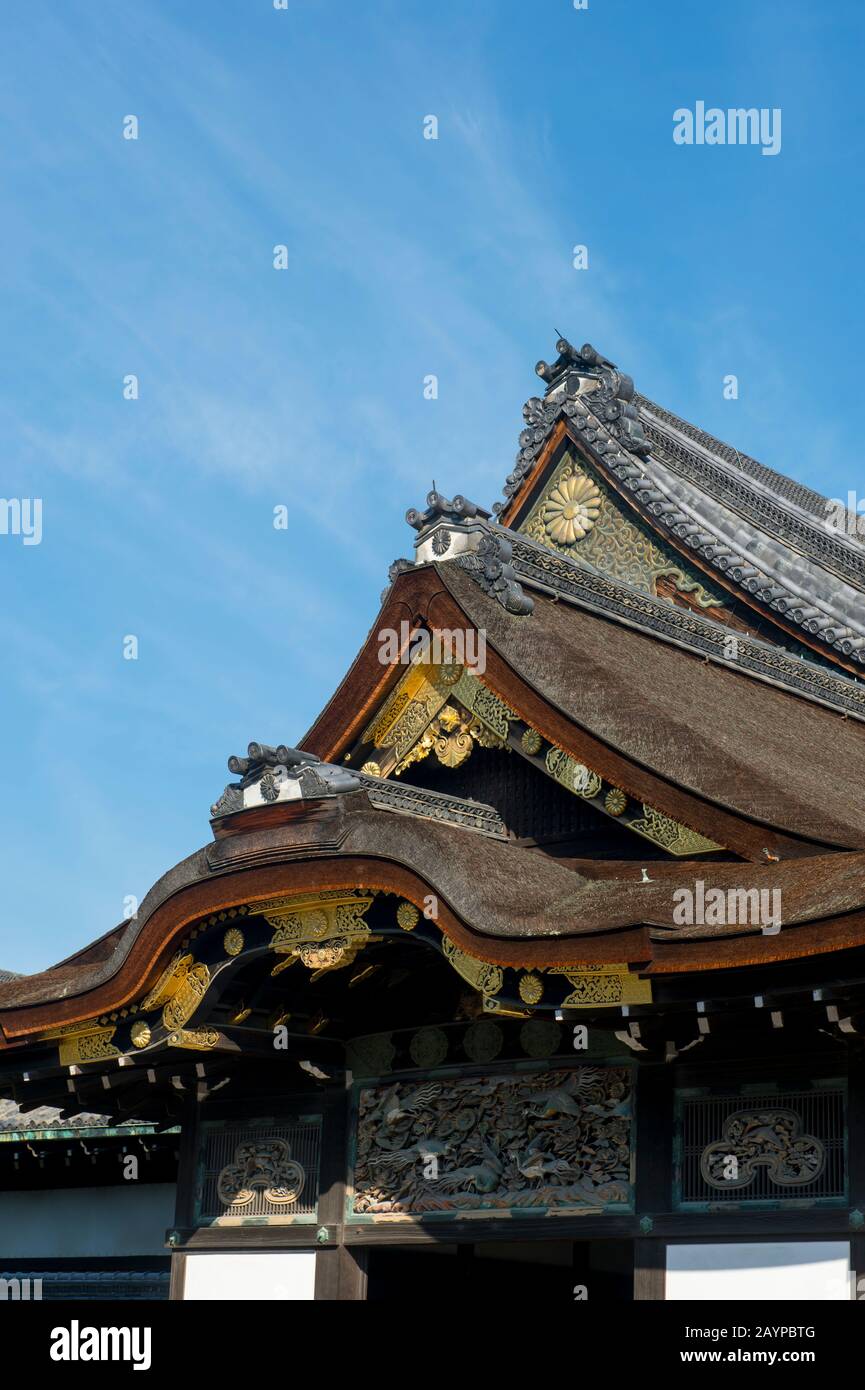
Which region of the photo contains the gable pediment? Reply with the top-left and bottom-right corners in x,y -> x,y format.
496,337 -> 865,675
514,442 -> 726,614
341,652 -> 723,858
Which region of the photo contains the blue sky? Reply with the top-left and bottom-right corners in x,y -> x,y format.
0,0 -> 861,973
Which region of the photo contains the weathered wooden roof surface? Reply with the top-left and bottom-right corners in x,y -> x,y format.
439,563 -> 865,849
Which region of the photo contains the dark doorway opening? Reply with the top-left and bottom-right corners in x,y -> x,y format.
365,1239 -> 634,1302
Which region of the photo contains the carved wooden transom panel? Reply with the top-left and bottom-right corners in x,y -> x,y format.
350,1066 -> 633,1219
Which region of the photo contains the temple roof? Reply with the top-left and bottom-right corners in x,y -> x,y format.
437,564 -> 865,849
495,338 -> 865,671
0,332 -> 863,1092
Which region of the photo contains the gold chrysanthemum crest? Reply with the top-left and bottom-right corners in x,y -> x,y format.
521,728 -> 542,756
542,475 -> 602,545
130,1020 -> 151,1049
396,901 -> 420,931
518,971 -> 544,1005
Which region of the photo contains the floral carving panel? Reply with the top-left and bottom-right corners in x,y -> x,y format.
522,452 -> 724,608
350,1066 -> 633,1218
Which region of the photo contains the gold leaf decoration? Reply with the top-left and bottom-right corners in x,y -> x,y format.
442,936 -> 504,997
521,728 -> 542,756
396,901 -> 420,931
260,892 -> 375,977
542,474 -> 602,544
140,952 -> 194,1012
545,746 -> 603,799
162,963 -> 210,1032
167,1027 -> 220,1051
130,1021 -> 152,1049
628,806 -> 722,857
223,927 -> 244,957
58,1028 -> 120,1067
523,451 -> 723,608
551,964 -> 653,1008
518,971 -> 544,1005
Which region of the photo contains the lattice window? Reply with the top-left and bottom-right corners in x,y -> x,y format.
196,1117 -> 322,1225
675,1084 -> 845,1207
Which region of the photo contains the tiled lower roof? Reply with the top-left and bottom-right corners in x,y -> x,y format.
0,1099 -> 153,1136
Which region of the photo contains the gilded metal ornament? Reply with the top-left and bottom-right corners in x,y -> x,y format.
140,952 -> 195,1012
545,746 -> 603,799
483,997 -> 531,1018
130,1020 -> 152,1049
542,745 -> 720,857
396,901 -> 420,931
448,669 -> 517,742
520,727 -> 543,756
58,1028 -> 120,1067
298,940 -> 350,970
551,963 -> 652,1008
361,660 -> 517,780
223,927 -> 244,957
627,805 -> 721,856
437,662 -> 462,686
259,891 -> 375,976
432,708 -> 474,768
518,971 -> 544,1005
167,1027 -> 220,1051
162,963 -> 210,1031
441,936 -> 504,998
362,663 -> 448,764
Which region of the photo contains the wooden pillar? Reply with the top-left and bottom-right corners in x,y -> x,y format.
168,1092 -> 201,1297
632,1062 -> 673,1300
314,1244 -> 368,1300
633,1239 -> 665,1301
314,1077 -> 366,1299
171,1091 -> 201,1230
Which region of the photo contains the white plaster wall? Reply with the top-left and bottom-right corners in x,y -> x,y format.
666,1241 -> 853,1300
0,1184 -> 176,1258
182,1251 -> 317,1300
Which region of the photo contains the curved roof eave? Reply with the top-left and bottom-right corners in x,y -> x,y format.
3,793 -> 865,1041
